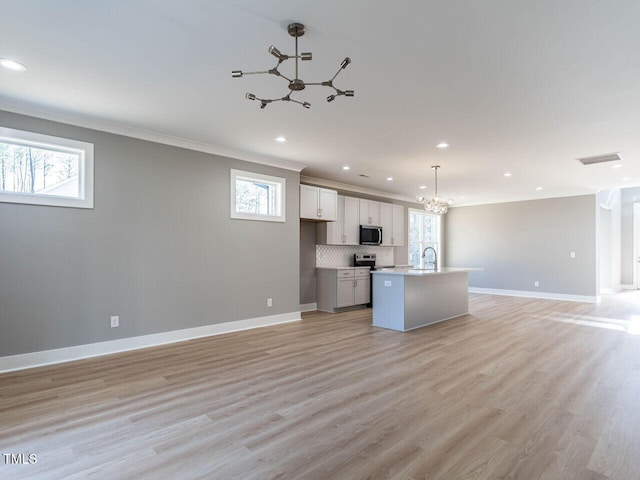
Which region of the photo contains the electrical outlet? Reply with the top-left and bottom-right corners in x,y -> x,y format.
267,298 -> 273,307
570,251 -> 576,258
534,281 -> 539,287
110,316 -> 119,328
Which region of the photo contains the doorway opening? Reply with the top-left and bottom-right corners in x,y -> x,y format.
634,202 -> 640,289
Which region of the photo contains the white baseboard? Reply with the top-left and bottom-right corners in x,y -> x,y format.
300,303 -> 317,312
468,287 -> 599,304
0,311 -> 301,373
621,284 -> 636,290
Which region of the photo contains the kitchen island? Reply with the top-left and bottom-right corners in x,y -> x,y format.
371,267 -> 481,331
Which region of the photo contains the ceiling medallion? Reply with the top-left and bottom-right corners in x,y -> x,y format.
416,165 -> 453,215
231,22 -> 354,109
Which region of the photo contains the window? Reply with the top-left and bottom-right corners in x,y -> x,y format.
408,208 -> 441,268
230,169 -> 286,222
0,127 -> 94,208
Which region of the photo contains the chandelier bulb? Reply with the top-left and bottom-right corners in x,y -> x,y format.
341,57 -> 351,69
327,94 -> 336,102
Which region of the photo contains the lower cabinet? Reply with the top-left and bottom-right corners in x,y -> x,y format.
317,268 -> 371,312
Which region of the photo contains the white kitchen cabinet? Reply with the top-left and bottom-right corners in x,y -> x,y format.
391,204 -> 405,246
359,199 -> 380,226
379,202 -> 405,246
379,202 -> 392,245
317,195 -> 360,245
300,185 -> 338,221
354,272 -> 371,305
317,267 -> 371,312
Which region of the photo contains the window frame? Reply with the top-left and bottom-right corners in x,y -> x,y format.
407,208 -> 442,268
0,126 -> 94,209
230,169 -> 286,222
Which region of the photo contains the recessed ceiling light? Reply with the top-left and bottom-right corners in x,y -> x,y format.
386,177 -> 393,181
536,187 -> 543,191
504,172 -> 512,177
274,136 -> 287,142
622,177 -> 632,181
611,164 -> 624,169
436,142 -> 449,149
419,185 -> 427,189
0,58 -> 26,71
342,165 -> 350,171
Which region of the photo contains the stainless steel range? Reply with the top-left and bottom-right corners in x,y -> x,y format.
353,253 -> 376,269
354,254 -> 376,307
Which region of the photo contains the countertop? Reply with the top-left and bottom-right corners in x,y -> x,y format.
371,266 -> 482,276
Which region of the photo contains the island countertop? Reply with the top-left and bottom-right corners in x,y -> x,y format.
372,266 -> 482,276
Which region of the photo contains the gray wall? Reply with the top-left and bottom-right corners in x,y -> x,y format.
299,221 -> 317,305
444,195 -> 597,296
621,187 -> 640,285
0,110 -> 300,357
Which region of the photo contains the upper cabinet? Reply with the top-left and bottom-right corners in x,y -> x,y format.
359,199 -> 380,226
379,203 -> 405,246
319,195 -> 360,245
391,204 -> 405,246
300,185 -> 338,221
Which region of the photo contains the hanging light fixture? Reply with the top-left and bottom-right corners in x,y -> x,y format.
416,165 -> 453,215
231,22 -> 354,109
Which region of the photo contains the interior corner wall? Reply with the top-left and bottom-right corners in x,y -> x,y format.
443,195 -> 597,297
0,110 -> 300,358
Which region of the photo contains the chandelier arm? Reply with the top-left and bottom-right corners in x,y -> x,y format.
240,70 -> 271,76
330,66 -> 344,82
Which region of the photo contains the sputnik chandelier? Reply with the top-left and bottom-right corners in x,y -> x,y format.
231,22 -> 354,109
416,165 -> 453,215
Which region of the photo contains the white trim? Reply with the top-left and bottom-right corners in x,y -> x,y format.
0,126 -> 94,208
621,284 -> 636,290
230,169 -> 286,222
0,311 -> 301,373
301,175 -> 418,203
300,303 -> 317,312
468,287 -> 599,304
0,102 -> 306,173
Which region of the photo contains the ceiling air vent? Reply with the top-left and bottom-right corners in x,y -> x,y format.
358,174 -> 370,178
577,152 -> 622,166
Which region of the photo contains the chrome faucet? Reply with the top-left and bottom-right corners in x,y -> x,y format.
422,246 -> 438,271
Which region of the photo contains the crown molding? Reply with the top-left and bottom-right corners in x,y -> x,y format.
300,175 -> 418,203
0,101 -> 306,173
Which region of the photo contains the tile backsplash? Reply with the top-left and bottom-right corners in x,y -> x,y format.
316,245 -> 394,268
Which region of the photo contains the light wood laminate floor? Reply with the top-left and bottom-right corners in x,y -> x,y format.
1,292 -> 640,479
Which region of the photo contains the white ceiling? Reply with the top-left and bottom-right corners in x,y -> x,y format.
2,0 -> 640,205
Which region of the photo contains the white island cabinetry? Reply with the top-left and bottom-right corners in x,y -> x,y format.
372,267 -> 481,331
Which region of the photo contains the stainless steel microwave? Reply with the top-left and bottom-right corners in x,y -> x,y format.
360,225 -> 382,245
